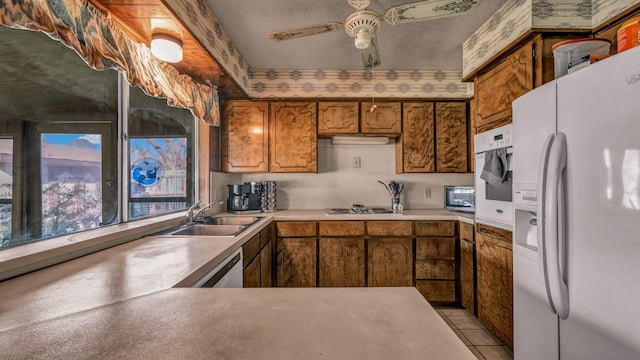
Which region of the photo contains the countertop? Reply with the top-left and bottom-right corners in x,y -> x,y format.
0,288 -> 475,360
0,209 -> 476,359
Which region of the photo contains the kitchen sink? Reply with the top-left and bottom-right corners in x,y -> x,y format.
169,224 -> 247,237
201,216 -> 261,226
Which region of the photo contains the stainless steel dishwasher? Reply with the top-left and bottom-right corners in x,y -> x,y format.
192,248 -> 243,288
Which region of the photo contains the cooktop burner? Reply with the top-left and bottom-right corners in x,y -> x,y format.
325,205 -> 397,214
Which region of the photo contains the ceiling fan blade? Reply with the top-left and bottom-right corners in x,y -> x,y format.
267,22 -> 343,41
361,36 -> 380,69
383,0 -> 482,25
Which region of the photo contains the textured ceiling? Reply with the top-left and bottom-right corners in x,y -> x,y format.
204,0 -> 507,71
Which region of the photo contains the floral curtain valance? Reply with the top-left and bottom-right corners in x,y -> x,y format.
0,0 -> 220,126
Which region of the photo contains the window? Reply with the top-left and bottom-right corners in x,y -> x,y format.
40,133 -> 103,238
0,138 -> 12,246
0,25 -> 197,248
127,85 -> 196,220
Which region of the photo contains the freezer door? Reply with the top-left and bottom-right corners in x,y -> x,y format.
557,46 -> 640,359
512,80 -> 557,190
512,74 -> 560,360
513,208 -> 560,360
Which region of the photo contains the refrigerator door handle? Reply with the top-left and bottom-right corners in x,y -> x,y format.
537,134 -> 556,314
545,132 -> 570,319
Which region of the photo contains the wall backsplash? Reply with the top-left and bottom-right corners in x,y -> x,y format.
214,139 -> 473,211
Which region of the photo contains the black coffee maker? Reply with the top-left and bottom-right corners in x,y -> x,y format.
227,182 -> 262,214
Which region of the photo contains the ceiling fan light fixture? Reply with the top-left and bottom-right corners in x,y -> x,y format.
354,29 -> 372,49
151,33 -> 183,63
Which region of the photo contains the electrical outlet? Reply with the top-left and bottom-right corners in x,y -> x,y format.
423,188 -> 431,198
353,156 -> 361,168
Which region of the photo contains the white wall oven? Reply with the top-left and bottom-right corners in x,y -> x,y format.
474,124 -> 513,230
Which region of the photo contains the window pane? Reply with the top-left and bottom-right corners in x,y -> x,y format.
41,134 -> 102,238
129,138 -> 187,218
127,85 -> 195,220
0,138 -> 12,246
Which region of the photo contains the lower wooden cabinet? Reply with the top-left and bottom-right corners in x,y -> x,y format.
318,221 -> 365,287
366,221 -> 413,287
416,280 -> 456,302
459,222 -> 476,314
276,222 -> 317,287
243,255 -> 261,288
414,221 -> 456,303
276,238 -> 316,287
243,223 -> 275,288
476,223 -> 513,348
319,237 -> 365,287
367,237 -> 413,287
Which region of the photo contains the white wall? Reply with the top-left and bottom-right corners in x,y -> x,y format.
219,139 -> 473,210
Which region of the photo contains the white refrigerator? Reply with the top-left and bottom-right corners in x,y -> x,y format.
512,45 -> 640,360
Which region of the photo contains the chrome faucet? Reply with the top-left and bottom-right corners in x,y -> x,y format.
186,201 -> 201,225
186,200 -> 225,225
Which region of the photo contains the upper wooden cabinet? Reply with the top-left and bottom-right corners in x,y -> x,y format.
471,34 -> 579,134
473,39 -> 535,131
400,102 -> 435,173
360,102 -> 401,135
318,102 -> 359,135
398,102 -> 468,173
270,102 -> 318,173
221,101 -> 269,172
435,102 -> 468,172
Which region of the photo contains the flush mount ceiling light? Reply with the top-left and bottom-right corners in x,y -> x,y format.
151,33 -> 183,63
331,136 -> 389,145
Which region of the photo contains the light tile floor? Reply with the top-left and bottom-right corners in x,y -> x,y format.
435,307 -> 513,360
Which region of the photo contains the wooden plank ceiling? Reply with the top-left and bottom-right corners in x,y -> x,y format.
90,0 -> 247,100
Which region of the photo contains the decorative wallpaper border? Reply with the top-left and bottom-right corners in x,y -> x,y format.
463,0 -> 640,78
0,0 -> 220,126
250,69 -> 473,99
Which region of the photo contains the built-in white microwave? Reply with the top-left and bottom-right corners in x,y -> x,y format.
444,186 -> 475,213
474,125 -> 513,231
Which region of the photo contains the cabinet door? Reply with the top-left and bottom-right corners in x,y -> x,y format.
260,239 -> 273,287
242,233 -> 261,267
318,102 -> 359,135
476,226 -> 513,348
401,102 -> 435,172
460,238 -> 475,314
276,237 -> 317,287
360,102 -> 401,134
367,237 -> 413,287
221,101 -> 269,172
270,102 -> 317,173
474,40 -> 535,131
319,237 -> 365,287
243,256 -> 260,288
435,102 -> 468,172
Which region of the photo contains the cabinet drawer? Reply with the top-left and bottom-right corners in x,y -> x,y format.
415,220 -> 455,237
242,233 -> 261,267
416,237 -> 455,259
460,222 -> 474,242
276,222 -> 317,237
416,260 -> 455,280
319,221 -> 365,236
366,221 -> 412,236
416,280 -> 456,302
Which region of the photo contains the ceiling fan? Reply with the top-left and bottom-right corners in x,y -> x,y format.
267,0 -> 483,69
